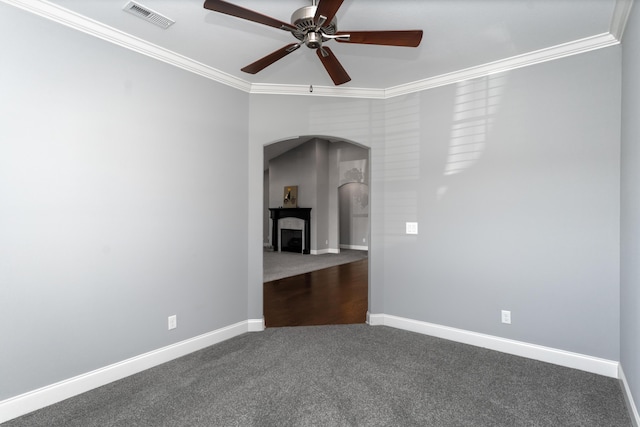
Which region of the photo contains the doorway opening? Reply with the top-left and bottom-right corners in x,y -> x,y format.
262,136 -> 370,327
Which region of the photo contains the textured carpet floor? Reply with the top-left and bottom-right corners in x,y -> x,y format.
5,325 -> 630,426
263,249 -> 368,282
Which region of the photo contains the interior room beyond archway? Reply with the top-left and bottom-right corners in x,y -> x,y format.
262,136 -> 370,327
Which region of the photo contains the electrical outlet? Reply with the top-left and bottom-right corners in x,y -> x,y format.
501,310 -> 511,324
406,222 -> 418,235
168,315 -> 177,330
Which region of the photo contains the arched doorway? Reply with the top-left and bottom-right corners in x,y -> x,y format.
262,136 -> 370,327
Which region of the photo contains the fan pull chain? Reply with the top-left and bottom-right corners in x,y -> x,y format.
309,85 -> 313,93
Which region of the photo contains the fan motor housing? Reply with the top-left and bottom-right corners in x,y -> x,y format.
291,5 -> 337,46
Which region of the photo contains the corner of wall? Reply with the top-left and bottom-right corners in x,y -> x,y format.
368,313 -> 620,378
620,364 -> 640,426
0,320 -> 259,424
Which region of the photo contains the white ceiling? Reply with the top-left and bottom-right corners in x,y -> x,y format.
13,0 -> 628,92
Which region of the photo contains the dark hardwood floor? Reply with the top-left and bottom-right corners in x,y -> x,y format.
263,259 -> 368,327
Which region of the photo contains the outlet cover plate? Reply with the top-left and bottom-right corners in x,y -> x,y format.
168,315 -> 177,330
406,222 -> 418,235
501,310 -> 511,324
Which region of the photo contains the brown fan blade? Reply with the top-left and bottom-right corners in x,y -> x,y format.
241,43 -> 301,74
314,0 -> 344,27
204,0 -> 296,32
316,47 -> 351,86
335,30 -> 423,47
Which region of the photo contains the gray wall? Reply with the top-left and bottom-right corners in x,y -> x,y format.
315,140 -> 330,251
334,142 -> 370,248
1,0 -> 632,414
249,47 -> 621,361
263,169 -> 269,245
0,4 -> 250,400
339,183 -> 370,247
621,1 -> 640,415
268,139 -> 330,252
382,50 -> 620,360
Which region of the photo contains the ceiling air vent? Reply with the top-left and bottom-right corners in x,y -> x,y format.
123,1 -> 174,29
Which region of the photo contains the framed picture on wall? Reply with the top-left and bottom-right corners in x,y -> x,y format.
283,186 -> 298,208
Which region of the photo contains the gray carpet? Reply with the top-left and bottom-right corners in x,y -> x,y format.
4,325 -> 631,426
263,249 -> 368,282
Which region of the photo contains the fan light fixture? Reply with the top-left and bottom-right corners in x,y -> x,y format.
203,0 -> 423,86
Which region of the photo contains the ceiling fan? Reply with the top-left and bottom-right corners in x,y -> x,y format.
203,0 -> 423,86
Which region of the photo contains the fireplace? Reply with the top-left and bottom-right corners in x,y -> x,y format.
269,208 -> 311,254
281,229 -> 303,253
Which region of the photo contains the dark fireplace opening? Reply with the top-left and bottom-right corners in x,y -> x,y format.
281,228 -> 303,253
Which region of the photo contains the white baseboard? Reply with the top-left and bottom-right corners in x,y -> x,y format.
367,312 -> 384,325
339,244 -> 368,251
247,318 -> 265,332
310,248 -> 352,255
3,315 -> 628,424
620,365 -> 640,426
0,319 -> 259,424
305,248 -> 353,254
367,313 -> 619,378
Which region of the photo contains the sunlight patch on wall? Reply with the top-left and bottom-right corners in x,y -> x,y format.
307,99 -> 377,144
444,73 -> 507,176
378,95 -> 421,242
383,95 -> 421,181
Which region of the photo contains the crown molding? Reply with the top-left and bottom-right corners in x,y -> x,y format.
1,0 -> 251,93
250,83 -> 385,99
385,32 -> 619,98
2,0 -> 629,99
611,0 -> 634,41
